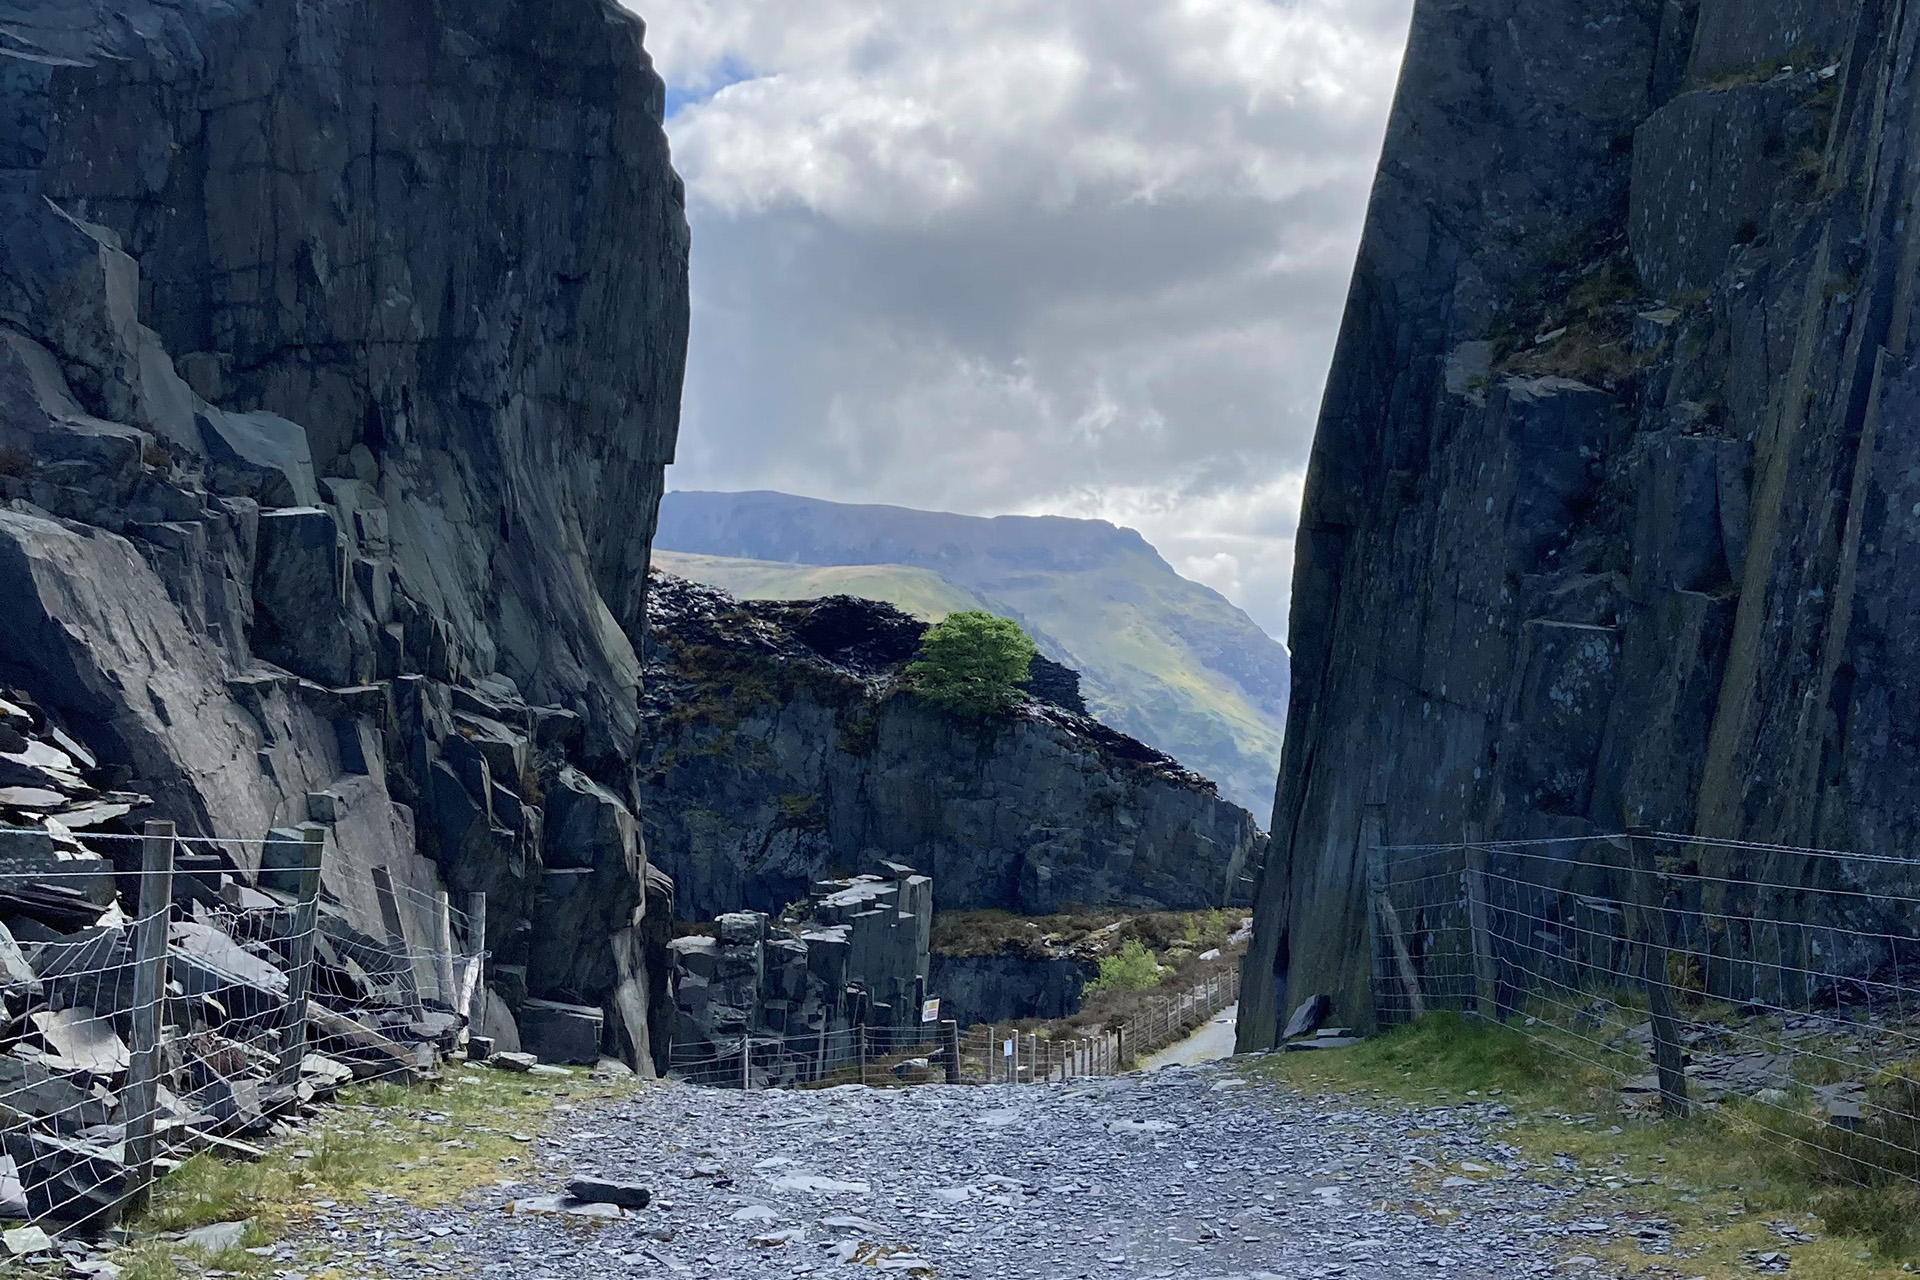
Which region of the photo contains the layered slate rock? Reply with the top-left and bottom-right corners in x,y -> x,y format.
1242,0 -> 1920,1044
638,574 -> 1269,919
667,867 -> 933,1085
0,0 -> 688,1070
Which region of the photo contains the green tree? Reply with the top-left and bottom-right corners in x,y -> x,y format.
906,611 -> 1037,719
1086,939 -> 1163,993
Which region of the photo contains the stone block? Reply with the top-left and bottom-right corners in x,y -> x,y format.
517,998 -> 603,1065
252,507 -> 352,686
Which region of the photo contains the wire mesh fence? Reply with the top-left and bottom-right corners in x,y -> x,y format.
1368,830 -> 1920,1193
956,967 -> 1240,1085
665,965 -> 1242,1092
0,819 -> 490,1234
667,1020 -> 955,1089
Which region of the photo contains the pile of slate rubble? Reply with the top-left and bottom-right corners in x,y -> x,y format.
0,687 -> 469,1230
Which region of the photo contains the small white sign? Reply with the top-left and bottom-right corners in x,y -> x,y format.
1003,1038 -> 1014,1058
921,998 -> 941,1024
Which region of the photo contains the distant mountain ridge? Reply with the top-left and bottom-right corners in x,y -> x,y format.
653,490 -> 1289,819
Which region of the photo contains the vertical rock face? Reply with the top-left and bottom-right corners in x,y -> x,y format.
1242,0 -> 1920,1044
0,0 -> 688,1067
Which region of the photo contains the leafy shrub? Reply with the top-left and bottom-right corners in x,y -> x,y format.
906,611 -> 1036,719
1086,939 -> 1162,993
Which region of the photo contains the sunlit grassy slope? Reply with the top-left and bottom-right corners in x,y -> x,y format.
652,552 -> 992,621
653,492 -> 1289,819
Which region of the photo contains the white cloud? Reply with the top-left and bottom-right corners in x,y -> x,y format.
632,0 -> 1412,637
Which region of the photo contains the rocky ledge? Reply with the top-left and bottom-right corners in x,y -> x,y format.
636,574 -> 1269,920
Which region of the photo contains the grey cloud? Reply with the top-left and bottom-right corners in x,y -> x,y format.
634,0 -> 1413,638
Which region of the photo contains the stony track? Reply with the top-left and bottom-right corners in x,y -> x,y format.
287,1061 -> 1636,1279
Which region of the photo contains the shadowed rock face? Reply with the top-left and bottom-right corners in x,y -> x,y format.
638,573 -> 1269,921
0,0 -> 687,1068
1241,0 -> 1920,1045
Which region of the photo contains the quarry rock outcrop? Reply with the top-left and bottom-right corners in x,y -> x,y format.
639,574 -> 1269,920
1243,0 -> 1920,1044
0,0 -> 688,1069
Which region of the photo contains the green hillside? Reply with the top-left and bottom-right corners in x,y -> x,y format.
652,493 -> 1289,821
650,552 -> 992,621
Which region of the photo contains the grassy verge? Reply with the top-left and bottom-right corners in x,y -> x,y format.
98,1065 -> 641,1280
1245,1013 -> 1920,1279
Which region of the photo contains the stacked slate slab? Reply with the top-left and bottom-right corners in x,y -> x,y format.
667,865 -> 934,1087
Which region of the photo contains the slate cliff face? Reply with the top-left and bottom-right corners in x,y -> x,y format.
639,574 -> 1268,920
0,1 -> 687,1066
1242,0 -> 1920,1044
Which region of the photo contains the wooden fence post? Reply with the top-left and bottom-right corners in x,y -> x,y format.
1373,893 -> 1428,1020
276,826 -> 327,1085
943,1020 -> 961,1084
1463,822 -> 1500,1020
125,820 -> 176,1213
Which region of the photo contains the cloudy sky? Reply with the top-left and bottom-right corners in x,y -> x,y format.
633,0 -> 1414,639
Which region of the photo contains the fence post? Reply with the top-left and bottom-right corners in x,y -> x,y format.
369,866 -> 425,1020
942,1020 -> 960,1084
276,826 -> 327,1086
431,890 -> 457,1006
1463,822 -> 1501,1020
465,890 -> 488,1045
125,820 -> 176,1214
741,1037 -> 751,1090
858,1024 -> 868,1087
1609,833 -> 1689,1117
1367,825 -> 1428,1028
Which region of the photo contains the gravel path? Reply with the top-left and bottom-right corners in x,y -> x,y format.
286,1060 -> 1641,1279
1139,1005 -> 1240,1070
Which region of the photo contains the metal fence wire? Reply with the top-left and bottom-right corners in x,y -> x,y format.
0,820 -> 489,1235
958,968 -> 1240,1087
667,967 -> 1241,1092
1367,830 -> 1920,1192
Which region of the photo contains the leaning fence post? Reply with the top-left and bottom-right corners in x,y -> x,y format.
1372,887 -> 1427,1020
1610,832 -> 1689,1117
276,826 -> 327,1086
1463,822 -> 1501,1020
126,819 -> 176,1214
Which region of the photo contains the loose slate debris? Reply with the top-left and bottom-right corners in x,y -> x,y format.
292,1064 -> 1651,1280
0,705 -> 510,1232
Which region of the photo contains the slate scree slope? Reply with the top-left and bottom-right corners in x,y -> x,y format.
1242,0 -> 1920,1045
0,1 -> 688,1068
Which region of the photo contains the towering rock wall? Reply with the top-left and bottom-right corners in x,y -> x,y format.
0,1 -> 687,1067
1242,0 -> 1920,1044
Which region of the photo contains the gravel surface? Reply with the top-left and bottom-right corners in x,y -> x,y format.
283,1060 -> 1640,1279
